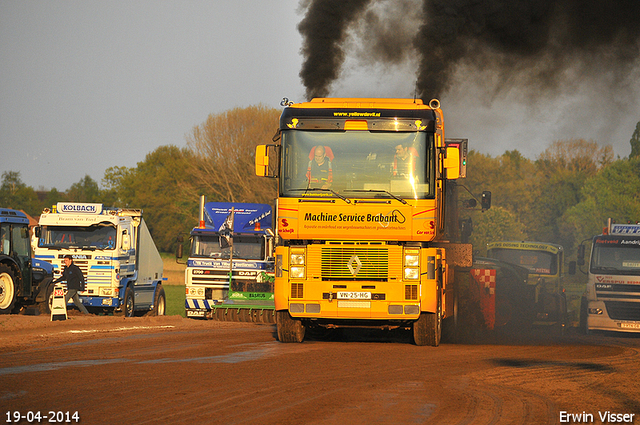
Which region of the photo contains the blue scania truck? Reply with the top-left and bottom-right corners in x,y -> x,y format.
0,208 -> 54,314
178,198 -> 275,322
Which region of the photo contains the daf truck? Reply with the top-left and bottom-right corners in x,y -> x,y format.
581,219 -> 640,333
178,199 -> 275,322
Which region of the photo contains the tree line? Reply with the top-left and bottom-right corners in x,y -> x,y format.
2,105 -> 639,261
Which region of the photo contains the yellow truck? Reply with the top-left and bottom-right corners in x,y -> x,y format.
486,241 -> 578,328
255,98 -> 476,346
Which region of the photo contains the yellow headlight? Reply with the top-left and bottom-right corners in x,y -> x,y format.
404,254 -> 419,267
290,266 -> 306,279
404,267 -> 419,280
290,254 -> 305,265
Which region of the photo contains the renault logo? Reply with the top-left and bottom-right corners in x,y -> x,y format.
347,255 -> 362,276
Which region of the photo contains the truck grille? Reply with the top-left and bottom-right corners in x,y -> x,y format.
405,285 -> 418,300
319,246 -> 388,281
291,283 -> 304,298
605,301 -> 640,321
596,284 -> 640,300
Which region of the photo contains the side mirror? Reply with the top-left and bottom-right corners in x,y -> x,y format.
122,230 -> 130,251
35,226 -> 41,238
577,244 -> 585,266
568,261 -> 576,275
256,145 -> 269,177
444,147 -> 460,180
481,191 -> 492,210
176,243 -> 183,259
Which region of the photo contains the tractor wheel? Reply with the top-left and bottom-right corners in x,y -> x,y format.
0,264 -> 17,315
38,283 -> 55,315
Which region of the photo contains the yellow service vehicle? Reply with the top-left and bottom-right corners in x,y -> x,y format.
486,241 -> 575,328
256,98 -> 480,346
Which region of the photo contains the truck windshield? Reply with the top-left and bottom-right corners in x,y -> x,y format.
489,248 -> 558,275
38,223 -> 117,250
280,130 -> 434,200
192,235 -> 265,260
591,237 -> 640,275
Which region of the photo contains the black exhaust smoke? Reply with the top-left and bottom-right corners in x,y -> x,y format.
298,0 -> 640,101
298,0 -> 373,100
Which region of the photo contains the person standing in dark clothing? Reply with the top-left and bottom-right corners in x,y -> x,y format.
52,254 -> 89,314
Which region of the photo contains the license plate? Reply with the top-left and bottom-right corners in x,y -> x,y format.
620,323 -> 640,329
337,291 -> 371,300
102,298 -> 113,306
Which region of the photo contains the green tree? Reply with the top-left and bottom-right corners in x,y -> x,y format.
66,175 -> 101,202
562,157 -> 640,249
629,121 -> 640,159
531,139 -> 613,247
464,149 -> 539,237
103,146 -> 198,252
0,171 -> 40,216
469,207 -> 527,257
185,105 -> 280,204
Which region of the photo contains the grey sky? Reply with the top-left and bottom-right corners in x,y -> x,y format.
2,1 -> 639,191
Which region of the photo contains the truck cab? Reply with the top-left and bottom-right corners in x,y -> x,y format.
180,200 -> 275,321
486,241 -> 569,328
34,202 -> 165,316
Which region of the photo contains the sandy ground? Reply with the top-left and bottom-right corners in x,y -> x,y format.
1,313 -> 639,424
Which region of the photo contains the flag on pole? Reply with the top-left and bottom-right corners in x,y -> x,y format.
218,207 -> 235,248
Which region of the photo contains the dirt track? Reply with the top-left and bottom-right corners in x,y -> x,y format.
1,314 -> 639,424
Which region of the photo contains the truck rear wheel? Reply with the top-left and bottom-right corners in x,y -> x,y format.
146,285 -> 166,316
0,264 -> 17,314
276,310 -> 305,343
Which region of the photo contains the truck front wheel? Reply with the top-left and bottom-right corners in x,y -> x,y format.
0,264 -> 17,314
276,310 -> 305,343
413,311 -> 442,347
123,287 -> 135,317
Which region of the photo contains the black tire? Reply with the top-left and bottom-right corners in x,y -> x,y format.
413,312 -> 441,346
442,289 -> 459,343
0,264 -> 17,315
276,310 -> 305,343
238,309 -> 251,322
261,309 -> 275,324
413,285 -> 442,346
215,308 -> 226,321
38,283 -> 55,315
123,286 -> 135,317
146,285 -> 166,316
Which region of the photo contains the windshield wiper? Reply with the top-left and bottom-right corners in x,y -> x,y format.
345,189 -> 408,204
291,188 -> 351,204
593,266 -> 620,272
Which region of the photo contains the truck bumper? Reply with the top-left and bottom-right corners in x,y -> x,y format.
75,296 -> 121,308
